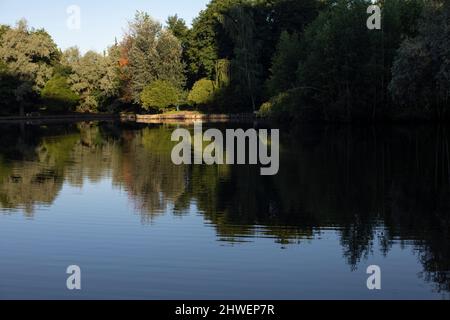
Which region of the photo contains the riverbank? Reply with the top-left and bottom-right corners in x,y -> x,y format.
0,111 -> 257,124
134,111 -> 256,124
0,113 -> 119,124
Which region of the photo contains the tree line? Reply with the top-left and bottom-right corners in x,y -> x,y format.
0,0 -> 449,121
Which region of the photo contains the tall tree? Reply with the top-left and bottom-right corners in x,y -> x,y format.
223,5 -> 262,111
251,0 -> 324,80
166,15 -> 192,88
186,0 -> 242,82
125,11 -> 185,104
127,12 -> 162,104
0,19 -> 59,115
64,47 -> 120,112
266,31 -> 301,96
390,0 -> 450,119
155,29 -> 186,88
166,15 -> 189,46
285,0 -> 424,121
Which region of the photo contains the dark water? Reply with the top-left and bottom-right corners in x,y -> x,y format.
0,121 -> 449,300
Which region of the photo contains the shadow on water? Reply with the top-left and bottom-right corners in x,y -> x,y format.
0,121 -> 449,295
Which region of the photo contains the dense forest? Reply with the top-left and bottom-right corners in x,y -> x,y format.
0,0 -> 449,122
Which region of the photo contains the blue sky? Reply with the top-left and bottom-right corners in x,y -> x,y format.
0,0 -> 209,53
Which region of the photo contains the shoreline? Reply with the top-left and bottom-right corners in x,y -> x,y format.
1,112 -> 449,126
135,112 -> 257,124
0,112 -> 258,124
0,113 -> 119,124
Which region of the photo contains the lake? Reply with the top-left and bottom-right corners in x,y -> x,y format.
0,121 -> 449,299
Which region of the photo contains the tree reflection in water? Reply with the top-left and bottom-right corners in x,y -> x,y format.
0,121 -> 449,294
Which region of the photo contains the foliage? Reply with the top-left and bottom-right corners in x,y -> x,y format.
155,30 -> 186,88
0,20 -> 59,90
186,0 -> 241,83
0,19 -> 59,114
140,79 -> 183,111
266,31 -> 302,97
125,12 -> 185,104
257,101 -> 272,118
249,0 -> 324,82
188,78 -> 216,106
222,5 -> 262,111
41,75 -> 80,112
0,25 -> 10,39
390,1 -> 450,119
166,15 -> 191,88
282,0 -> 425,122
63,47 -> 120,112
0,62 -> 21,115
166,15 -> 190,47
215,59 -> 231,88
0,1 -> 447,121
294,0 -> 376,121
268,88 -> 309,122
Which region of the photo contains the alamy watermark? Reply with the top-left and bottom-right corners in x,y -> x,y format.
367,5 -> 381,30
171,122 -> 280,176
367,265 -> 381,290
66,5 -> 81,31
66,265 -> 81,290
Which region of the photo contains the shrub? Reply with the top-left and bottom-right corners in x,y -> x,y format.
41,75 -> 79,112
140,80 -> 182,112
188,78 -> 215,106
269,88 -> 321,122
257,101 -> 273,118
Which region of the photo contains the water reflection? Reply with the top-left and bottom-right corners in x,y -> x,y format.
0,121 -> 449,296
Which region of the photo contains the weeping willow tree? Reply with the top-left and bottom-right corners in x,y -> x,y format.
215,58 -> 231,89
222,6 -> 262,111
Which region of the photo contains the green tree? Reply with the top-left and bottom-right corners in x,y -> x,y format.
185,0 -> 322,110
295,0 -> 377,120
390,0 -> 449,119
0,25 -> 10,40
41,74 -> 80,112
250,0 -> 324,81
126,11 -> 185,104
222,5 -> 262,111
155,29 -> 186,88
126,12 -> 185,104
266,31 -> 301,96
188,78 -> 216,106
166,15 -> 190,46
0,60 -> 21,115
0,19 -> 59,115
140,79 -> 182,111
64,47 -> 120,112
281,0 -> 425,121
215,58 -> 231,88
377,0 -> 425,115
127,12 -> 163,103
166,15 -> 191,88
186,0 -> 242,82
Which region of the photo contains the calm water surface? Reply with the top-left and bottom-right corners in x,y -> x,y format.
0,121 -> 449,299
